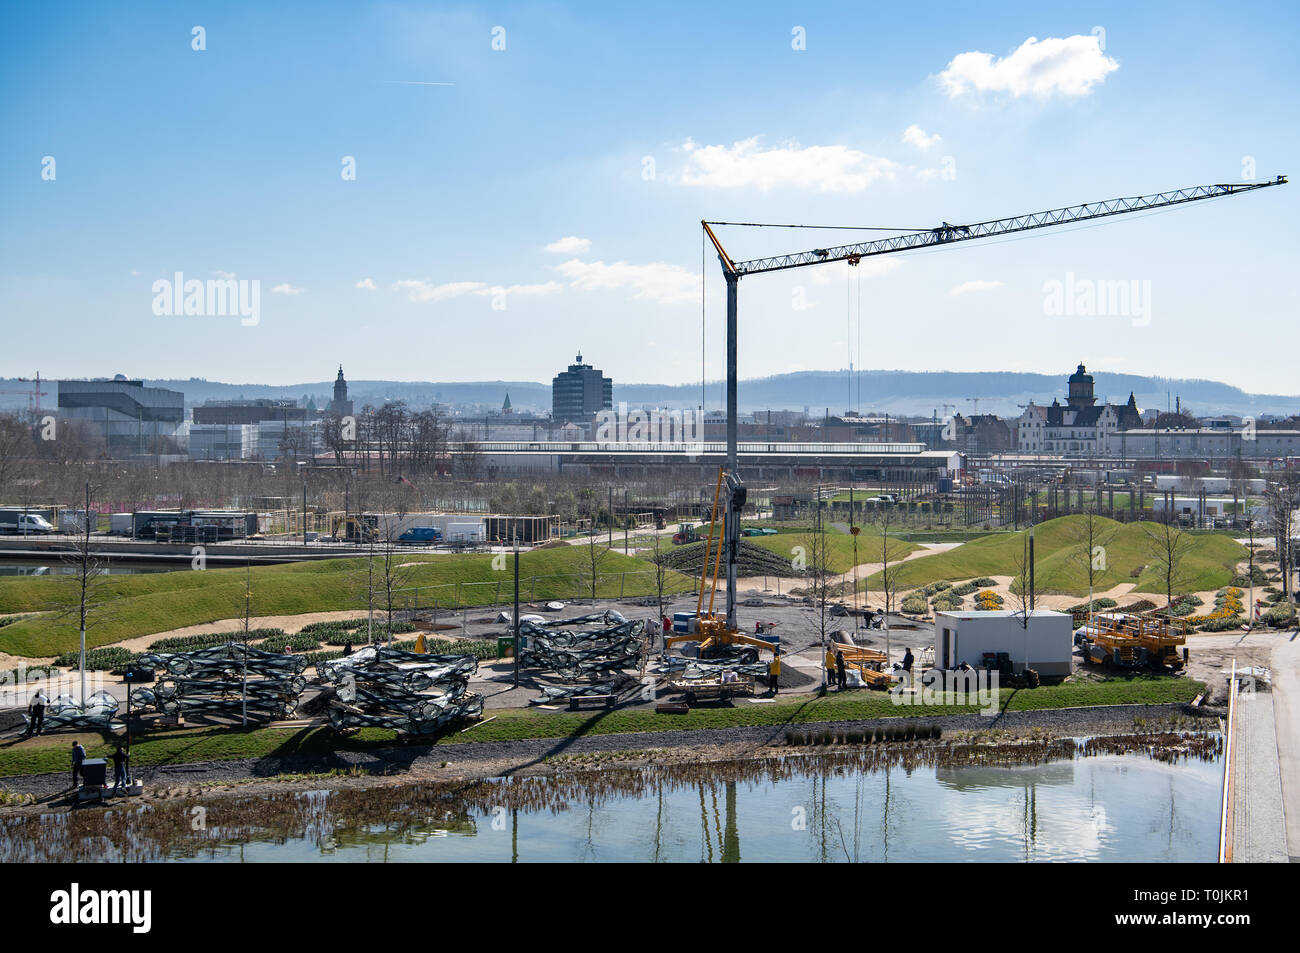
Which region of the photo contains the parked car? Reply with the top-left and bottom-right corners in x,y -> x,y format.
397,527 -> 444,545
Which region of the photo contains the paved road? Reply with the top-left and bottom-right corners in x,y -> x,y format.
1269,629 -> 1300,861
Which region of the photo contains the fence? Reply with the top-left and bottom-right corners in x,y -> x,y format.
377,569 -> 698,616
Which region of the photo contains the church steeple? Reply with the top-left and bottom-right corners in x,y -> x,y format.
328,365 -> 352,417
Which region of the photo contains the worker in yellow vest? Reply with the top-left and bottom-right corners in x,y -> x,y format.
825,646 -> 836,688
415,633 -> 426,654
768,647 -> 781,695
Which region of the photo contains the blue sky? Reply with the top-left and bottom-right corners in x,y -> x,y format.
1,0 -> 1296,399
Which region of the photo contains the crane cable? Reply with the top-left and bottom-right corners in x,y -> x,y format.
701,227 -> 706,419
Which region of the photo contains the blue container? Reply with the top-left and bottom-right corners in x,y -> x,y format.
672,612 -> 694,633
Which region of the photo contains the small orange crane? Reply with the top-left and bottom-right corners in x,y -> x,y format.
664,467 -> 776,664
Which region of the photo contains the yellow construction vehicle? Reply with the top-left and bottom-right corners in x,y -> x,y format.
1076,612 -> 1186,671
331,514 -> 379,543
664,467 -> 776,665
1131,614 -> 1188,671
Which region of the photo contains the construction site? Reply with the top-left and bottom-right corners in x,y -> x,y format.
5,0 -> 1300,905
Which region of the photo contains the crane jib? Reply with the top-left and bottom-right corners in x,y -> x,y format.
721,176 -> 1287,277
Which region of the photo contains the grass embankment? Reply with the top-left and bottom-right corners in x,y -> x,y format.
747,526 -> 917,574
0,676 -> 1203,778
0,548 -> 694,658
864,515 -> 1245,596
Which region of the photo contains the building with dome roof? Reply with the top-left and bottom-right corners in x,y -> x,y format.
1016,363 -> 1143,456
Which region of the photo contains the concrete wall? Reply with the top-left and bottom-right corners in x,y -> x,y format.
933,610 -> 1073,677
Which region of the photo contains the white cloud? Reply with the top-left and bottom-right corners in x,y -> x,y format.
355,277 -> 377,291
544,236 -> 591,254
553,258 -> 699,305
678,137 -> 901,193
949,279 -> 1004,296
902,125 -> 942,150
938,35 -> 1118,99
271,283 -> 305,295
392,279 -> 562,303
393,280 -> 488,302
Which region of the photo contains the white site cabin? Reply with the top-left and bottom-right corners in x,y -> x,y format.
933,609 -> 1073,678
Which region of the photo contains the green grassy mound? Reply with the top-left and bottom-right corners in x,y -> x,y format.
0,547 -> 693,658
866,515 -> 1244,597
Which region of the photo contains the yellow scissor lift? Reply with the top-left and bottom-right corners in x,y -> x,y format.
1078,612 -> 1187,671
664,467 -> 777,666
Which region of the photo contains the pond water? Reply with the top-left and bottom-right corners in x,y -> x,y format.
0,560 -> 178,576
1,742 -> 1223,863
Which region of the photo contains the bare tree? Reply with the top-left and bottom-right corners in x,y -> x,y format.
581,498 -> 611,602
453,428 -> 483,481
1066,506 -> 1117,611
649,533 -> 671,623
872,502 -> 907,618
1143,520 -> 1197,611
1008,526 -> 1034,626
0,411 -> 33,491
321,411 -> 350,466
800,487 -> 835,692
377,485 -> 415,641
55,483 -> 110,706
871,502 -> 909,664
1264,472 -> 1300,606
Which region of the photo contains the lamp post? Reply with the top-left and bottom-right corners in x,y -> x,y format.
513,521 -> 520,690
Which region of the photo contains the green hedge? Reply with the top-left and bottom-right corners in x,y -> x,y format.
51,646 -> 137,670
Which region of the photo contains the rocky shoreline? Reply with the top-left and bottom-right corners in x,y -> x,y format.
0,701 -> 1217,815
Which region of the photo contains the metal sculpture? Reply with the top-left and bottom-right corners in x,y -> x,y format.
322,645 -> 482,736
129,642 -> 309,723
518,613 -> 645,704
28,691 -> 123,734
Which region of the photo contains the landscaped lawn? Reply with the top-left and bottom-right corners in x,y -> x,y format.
748,526 -> 916,574
864,515 -> 1245,596
0,547 -> 694,657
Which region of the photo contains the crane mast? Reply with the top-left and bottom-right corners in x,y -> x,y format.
702,174 -> 1287,632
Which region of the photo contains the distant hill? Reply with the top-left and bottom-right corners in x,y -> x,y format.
4,369 -> 1296,418
615,369 -> 1300,417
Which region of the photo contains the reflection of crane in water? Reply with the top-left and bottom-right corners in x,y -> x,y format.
1022,781 -> 1039,862
697,780 -> 741,863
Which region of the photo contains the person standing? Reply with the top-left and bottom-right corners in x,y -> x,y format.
70,741 -> 87,788
342,638 -> 353,656
111,744 -> 129,793
835,650 -> 847,690
768,647 -> 782,695
902,646 -> 915,675
27,690 -> 47,737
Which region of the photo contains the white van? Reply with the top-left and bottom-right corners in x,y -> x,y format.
0,513 -> 55,535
